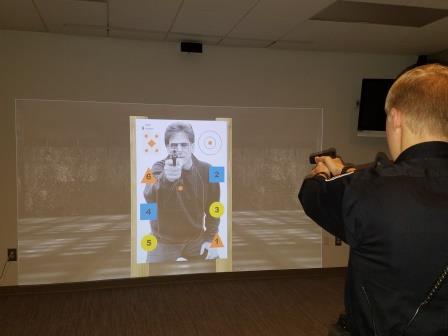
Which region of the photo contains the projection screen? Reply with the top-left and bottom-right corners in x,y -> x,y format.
16,100 -> 323,284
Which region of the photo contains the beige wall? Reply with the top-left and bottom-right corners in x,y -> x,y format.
0,30 -> 416,285
432,49 -> 448,63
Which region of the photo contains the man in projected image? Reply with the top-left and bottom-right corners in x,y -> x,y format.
144,121 -> 220,262
299,64 -> 448,335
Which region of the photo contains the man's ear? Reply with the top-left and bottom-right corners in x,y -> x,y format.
389,107 -> 403,130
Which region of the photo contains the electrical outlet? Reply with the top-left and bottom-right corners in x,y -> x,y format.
7,248 -> 17,262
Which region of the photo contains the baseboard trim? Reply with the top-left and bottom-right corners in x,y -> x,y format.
0,267 -> 347,296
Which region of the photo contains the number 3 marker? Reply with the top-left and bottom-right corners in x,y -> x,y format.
209,202 -> 224,218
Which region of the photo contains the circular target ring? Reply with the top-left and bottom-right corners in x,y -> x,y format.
198,131 -> 222,155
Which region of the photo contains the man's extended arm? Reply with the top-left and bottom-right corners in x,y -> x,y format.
298,174 -> 352,243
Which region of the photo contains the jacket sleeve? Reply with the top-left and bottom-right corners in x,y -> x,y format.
298,174 -> 353,243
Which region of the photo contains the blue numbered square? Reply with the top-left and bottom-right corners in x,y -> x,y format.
140,203 -> 157,220
209,166 -> 225,183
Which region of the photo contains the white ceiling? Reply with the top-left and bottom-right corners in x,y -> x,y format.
1,0 -> 448,55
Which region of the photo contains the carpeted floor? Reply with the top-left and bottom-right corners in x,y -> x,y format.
0,268 -> 345,336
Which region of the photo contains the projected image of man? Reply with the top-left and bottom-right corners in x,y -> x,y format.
144,122 -> 220,262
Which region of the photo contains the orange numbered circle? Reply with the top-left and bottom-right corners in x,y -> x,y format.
209,202 -> 224,218
141,234 -> 158,252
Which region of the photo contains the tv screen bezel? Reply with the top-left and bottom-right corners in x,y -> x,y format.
357,78 -> 394,137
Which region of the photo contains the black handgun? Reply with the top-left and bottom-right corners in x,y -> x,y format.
169,151 -> 178,166
309,147 -> 337,164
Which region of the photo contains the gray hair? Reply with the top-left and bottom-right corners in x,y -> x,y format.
164,122 -> 195,145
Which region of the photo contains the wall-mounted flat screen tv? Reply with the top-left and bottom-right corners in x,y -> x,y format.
357,78 -> 394,137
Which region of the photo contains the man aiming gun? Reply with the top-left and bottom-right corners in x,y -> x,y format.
299,64 -> 448,336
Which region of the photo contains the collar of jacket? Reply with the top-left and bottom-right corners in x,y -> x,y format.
191,154 -> 200,166
395,141 -> 448,164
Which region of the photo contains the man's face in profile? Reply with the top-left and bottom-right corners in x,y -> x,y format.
167,131 -> 194,167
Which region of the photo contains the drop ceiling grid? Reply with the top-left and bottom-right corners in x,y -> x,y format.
344,0 -> 448,8
219,37 -> 272,48
0,0 -> 447,54
108,0 -> 182,33
227,0 -> 336,40
348,0 -> 409,6
166,32 -> 222,44
35,0 -> 107,33
109,29 -> 166,42
0,0 -> 45,31
404,0 -> 448,9
171,0 -> 258,36
281,20 -> 444,54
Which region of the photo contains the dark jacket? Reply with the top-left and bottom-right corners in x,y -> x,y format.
144,155 -> 220,243
299,142 -> 448,336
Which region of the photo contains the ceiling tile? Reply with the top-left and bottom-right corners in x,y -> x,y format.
405,0 -> 448,9
270,40 -> 315,51
280,20 -> 441,54
61,24 -> 107,37
109,0 -> 182,32
166,32 -> 221,45
2,0 -> 448,55
34,0 -> 107,33
311,1 -> 448,27
346,0 -> 409,5
348,0 -> 448,9
109,27 -> 165,41
228,0 -> 335,40
219,37 -> 273,48
0,0 -> 45,31
172,0 -> 258,36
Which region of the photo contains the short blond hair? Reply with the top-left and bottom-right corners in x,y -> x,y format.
385,63 -> 448,137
